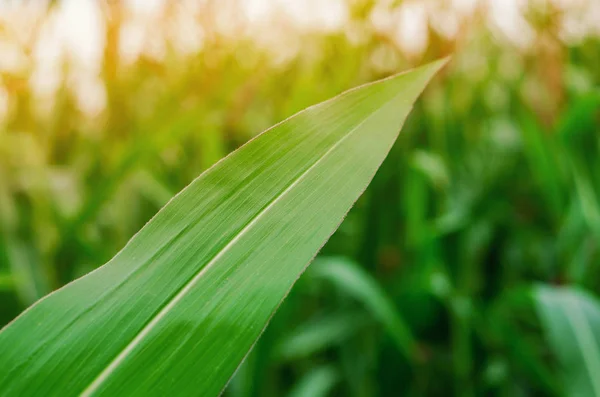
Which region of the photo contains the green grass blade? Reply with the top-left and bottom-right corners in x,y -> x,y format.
534,285 -> 600,397
286,366 -> 339,397
274,311 -> 368,361
3,236 -> 50,305
0,58 -> 446,397
311,257 -> 419,362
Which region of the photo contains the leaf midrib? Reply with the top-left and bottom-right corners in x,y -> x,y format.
79,92 -> 404,396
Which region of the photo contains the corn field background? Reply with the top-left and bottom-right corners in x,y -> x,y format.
0,0 -> 599,396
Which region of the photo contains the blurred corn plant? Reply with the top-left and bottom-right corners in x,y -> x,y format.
0,0 -> 599,395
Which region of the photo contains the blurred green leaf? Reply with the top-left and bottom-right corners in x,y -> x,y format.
286,366 -> 339,397
534,285 -> 600,397
311,256 -> 419,362
3,236 -> 50,305
274,311 -> 368,361
0,273 -> 14,290
486,288 -> 561,396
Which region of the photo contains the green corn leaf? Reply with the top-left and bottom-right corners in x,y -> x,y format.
534,285 -> 600,397
286,366 -> 339,397
310,257 -> 418,361
274,311 -> 368,361
0,58 -> 447,397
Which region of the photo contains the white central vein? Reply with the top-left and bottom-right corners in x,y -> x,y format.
562,293 -> 600,396
80,95 -> 399,396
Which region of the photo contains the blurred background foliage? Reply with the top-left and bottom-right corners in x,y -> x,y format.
0,0 -> 599,395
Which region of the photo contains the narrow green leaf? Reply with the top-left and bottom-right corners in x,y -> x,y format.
311,257 -> 418,361
0,58 -> 446,397
534,285 -> 600,397
274,311 -> 368,361
286,366 -> 339,397
4,235 -> 50,305
0,273 -> 14,290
